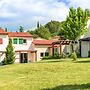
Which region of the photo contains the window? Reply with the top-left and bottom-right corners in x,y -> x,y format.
45,52 -> 49,56
40,53 -> 44,57
23,39 -> 27,44
13,38 -> 17,44
19,38 -> 23,44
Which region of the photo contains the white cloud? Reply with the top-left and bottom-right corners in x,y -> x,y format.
0,0 -> 69,31
68,0 -> 90,9
1,0 -> 90,31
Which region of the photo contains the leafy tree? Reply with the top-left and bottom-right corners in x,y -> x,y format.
60,7 -> 88,51
19,26 -> 24,32
28,30 -> 39,38
85,9 -> 90,16
35,26 -> 51,39
3,38 -> 15,65
45,21 -> 61,36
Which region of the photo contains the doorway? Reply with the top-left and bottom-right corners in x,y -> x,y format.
20,53 -> 28,63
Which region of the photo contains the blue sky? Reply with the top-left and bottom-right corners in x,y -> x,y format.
0,0 -> 90,31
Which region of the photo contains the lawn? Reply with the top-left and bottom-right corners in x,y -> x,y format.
0,58 -> 90,90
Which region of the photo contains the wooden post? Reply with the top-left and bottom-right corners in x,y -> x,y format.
60,44 -> 62,54
52,44 -> 54,56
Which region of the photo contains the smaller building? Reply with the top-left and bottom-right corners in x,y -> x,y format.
80,37 -> 90,57
32,38 -> 72,61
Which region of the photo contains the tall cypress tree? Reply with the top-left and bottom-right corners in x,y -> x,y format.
4,38 -> 15,65
37,21 -> 40,28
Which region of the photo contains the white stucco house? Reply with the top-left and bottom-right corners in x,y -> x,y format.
0,29 -> 72,63
80,17 -> 90,57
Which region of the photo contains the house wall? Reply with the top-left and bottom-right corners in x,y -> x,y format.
11,37 -> 33,51
10,37 -> 33,63
81,41 -> 89,57
0,35 -> 9,62
34,45 -> 50,61
0,53 -> 5,62
0,35 -> 9,51
15,52 -> 20,63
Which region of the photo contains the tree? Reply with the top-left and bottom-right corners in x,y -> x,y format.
19,26 -> 24,32
3,38 -> 15,65
60,7 -> 88,51
5,28 -> 8,32
45,21 -> 61,36
37,21 -> 40,28
35,26 -> 51,39
85,9 -> 90,16
28,30 -> 39,38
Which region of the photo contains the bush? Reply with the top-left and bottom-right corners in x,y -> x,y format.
2,58 -> 7,65
42,56 -> 52,60
53,52 -> 60,59
71,52 -> 77,61
76,49 -> 80,58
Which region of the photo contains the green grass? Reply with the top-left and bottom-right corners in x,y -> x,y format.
0,58 -> 90,90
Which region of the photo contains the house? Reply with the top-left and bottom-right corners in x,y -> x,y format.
80,17 -> 90,57
0,30 -> 36,63
0,29 -> 72,63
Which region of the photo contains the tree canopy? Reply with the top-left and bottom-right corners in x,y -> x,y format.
35,26 -> 51,39
45,21 -> 61,36
60,7 -> 88,40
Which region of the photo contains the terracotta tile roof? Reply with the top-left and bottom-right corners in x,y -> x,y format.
33,39 -> 56,45
0,29 -> 8,35
8,32 -> 33,37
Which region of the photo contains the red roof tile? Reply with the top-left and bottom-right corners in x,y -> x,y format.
0,29 -> 8,35
8,32 -> 33,37
33,40 -> 55,45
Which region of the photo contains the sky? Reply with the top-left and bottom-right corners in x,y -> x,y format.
0,0 -> 90,31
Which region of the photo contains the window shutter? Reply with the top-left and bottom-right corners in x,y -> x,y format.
13,38 -> 18,44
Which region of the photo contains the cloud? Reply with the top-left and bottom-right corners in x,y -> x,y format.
0,0 -> 89,31
0,0 -> 69,31
67,0 -> 90,9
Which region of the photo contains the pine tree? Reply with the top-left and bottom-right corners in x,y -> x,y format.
4,38 -> 15,65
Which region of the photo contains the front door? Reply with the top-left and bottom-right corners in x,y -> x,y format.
20,53 -> 28,63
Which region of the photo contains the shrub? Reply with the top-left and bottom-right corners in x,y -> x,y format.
2,58 -> 7,65
71,52 -> 77,61
42,56 -> 52,60
53,52 -> 60,59
76,49 -> 80,58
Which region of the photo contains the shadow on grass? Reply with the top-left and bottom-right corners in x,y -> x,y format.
76,60 -> 90,63
41,83 -> 90,90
